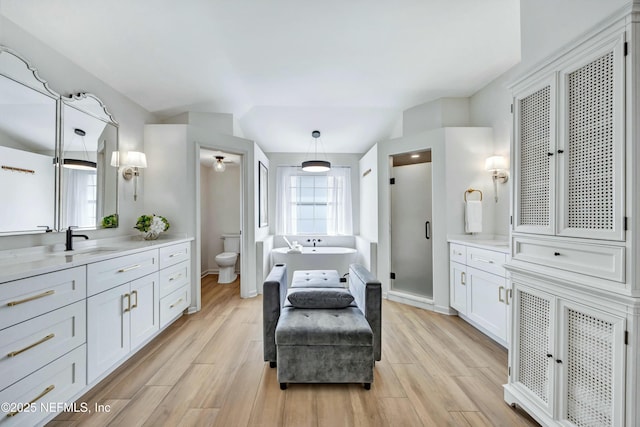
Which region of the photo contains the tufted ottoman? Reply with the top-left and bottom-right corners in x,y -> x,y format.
290,269 -> 343,288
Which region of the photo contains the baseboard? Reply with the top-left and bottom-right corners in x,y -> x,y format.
434,304 -> 458,315
387,290 -> 435,311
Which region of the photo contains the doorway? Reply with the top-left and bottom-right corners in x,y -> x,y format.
390,150 -> 433,299
199,148 -> 243,291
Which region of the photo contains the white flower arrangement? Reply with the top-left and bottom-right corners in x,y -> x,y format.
134,214 -> 170,240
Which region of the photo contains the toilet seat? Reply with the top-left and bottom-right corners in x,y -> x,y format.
215,252 -> 237,261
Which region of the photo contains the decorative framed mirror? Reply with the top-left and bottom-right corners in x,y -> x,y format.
0,46 -> 59,234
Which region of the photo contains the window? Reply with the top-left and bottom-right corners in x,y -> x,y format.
276,166 -> 352,235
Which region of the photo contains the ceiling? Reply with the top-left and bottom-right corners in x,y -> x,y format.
0,0 -> 520,154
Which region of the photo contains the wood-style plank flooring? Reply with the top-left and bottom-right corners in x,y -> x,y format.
49,275 -> 538,426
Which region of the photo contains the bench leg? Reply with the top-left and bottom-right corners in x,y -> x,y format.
364,383 -> 371,390
280,383 -> 288,390
269,361 -> 277,368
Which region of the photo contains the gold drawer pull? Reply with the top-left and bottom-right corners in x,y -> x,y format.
461,271 -> 466,285
7,333 -> 55,357
131,290 -> 138,309
169,273 -> 183,282
123,293 -> 131,313
498,286 -> 505,303
118,264 -> 141,273
169,297 -> 184,309
6,384 -> 55,417
168,252 -> 184,258
7,290 -> 55,307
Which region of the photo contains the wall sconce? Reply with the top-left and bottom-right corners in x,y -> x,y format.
121,151 -> 147,201
485,155 -> 509,203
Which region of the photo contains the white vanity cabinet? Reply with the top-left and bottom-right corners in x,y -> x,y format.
0,267 -> 86,426
86,250 -> 160,383
449,241 -> 511,346
158,242 -> 191,328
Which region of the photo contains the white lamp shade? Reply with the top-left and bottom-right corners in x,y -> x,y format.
110,152 -> 120,167
125,151 -> 147,168
485,155 -> 506,171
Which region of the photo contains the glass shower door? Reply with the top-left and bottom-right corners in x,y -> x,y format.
390,160 -> 433,298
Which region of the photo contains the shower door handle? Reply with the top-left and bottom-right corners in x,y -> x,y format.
425,221 -> 430,239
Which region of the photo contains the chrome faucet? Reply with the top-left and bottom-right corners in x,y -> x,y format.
66,226 -> 89,251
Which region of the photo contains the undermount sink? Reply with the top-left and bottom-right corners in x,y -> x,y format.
50,247 -> 119,258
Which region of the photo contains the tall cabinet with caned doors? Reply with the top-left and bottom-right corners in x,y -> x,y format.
504,5 -> 640,427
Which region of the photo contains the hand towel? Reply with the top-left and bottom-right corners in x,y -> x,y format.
465,201 -> 482,233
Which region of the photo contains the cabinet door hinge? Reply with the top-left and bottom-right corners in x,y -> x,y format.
390,272 -> 396,280
624,42 -> 628,56
625,330 -> 629,345
390,178 -> 395,185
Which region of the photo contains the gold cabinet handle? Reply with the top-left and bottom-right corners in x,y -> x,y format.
461,271 -> 466,285
7,290 -> 55,307
6,385 -> 55,417
168,252 -> 184,258
506,288 -> 512,305
118,264 -> 141,273
169,297 -> 183,309
169,273 -> 182,282
123,293 -> 131,313
7,333 -> 55,357
498,286 -> 505,303
131,290 -> 138,309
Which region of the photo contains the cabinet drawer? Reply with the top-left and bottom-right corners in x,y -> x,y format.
87,249 -> 158,296
0,301 -> 85,391
159,260 -> 190,298
159,242 -> 190,269
467,247 -> 507,277
0,267 -> 86,331
160,285 -> 190,328
513,237 -> 624,282
0,345 -> 86,426
450,244 -> 467,264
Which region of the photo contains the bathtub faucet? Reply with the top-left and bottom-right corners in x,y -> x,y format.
307,238 -> 322,247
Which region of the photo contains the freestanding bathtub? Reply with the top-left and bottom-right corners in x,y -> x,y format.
271,246 -> 358,286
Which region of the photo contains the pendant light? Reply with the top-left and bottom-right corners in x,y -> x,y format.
63,128 -> 97,170
301,130 -> 331,172
214,155 -> 226,172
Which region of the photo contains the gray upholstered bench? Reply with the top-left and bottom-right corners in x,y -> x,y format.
263,264 -> 381,390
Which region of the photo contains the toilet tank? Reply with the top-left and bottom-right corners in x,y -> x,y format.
222,234 -> 240,253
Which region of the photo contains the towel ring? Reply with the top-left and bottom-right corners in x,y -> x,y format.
464,188 -> 483,202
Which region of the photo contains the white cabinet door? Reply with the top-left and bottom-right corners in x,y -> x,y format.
510,283 -> 556,418
466,267 -> 508,342
513,73 -> 557,236
449,262 -> 467,314
556,34 -> 626,241
87,283 -> 130,383
556,300 -> 625,427
130,273 -> 159,351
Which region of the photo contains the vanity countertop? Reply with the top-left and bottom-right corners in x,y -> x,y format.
0,235 -> 194,284
447,235 -> 510,254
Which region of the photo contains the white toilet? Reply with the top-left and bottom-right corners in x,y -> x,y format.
215,234 -> 240,284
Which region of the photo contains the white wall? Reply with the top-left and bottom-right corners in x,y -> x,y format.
359,144 -> 378,242
0,15 -> 155,250
266,152 -> 361,236
403,98 -> 470,136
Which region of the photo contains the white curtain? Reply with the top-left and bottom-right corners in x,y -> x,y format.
64,169 -> 97,228
326,167 -> 352,235
276,166 -> 352,235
